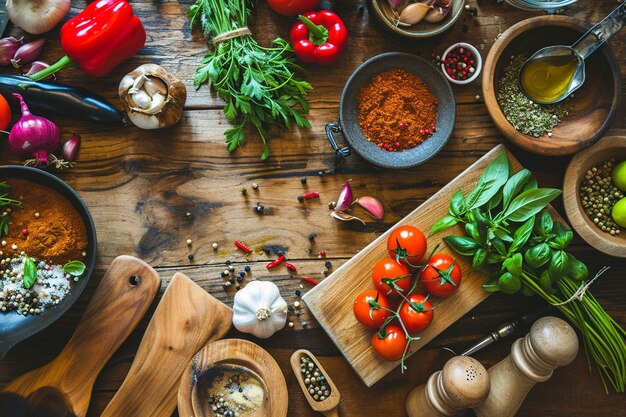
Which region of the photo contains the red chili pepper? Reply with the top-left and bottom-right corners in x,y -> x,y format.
29,0 -> 146,81
290,11 -> 347,65
235,241 -> 252,253
266,255 -> 286,269
285,262 -> 297,272
303,192 -> 320,199
302,276 -> 319,286
319,250 -> 327,256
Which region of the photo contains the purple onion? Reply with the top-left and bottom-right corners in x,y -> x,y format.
23,61 -> 50,77
9,93 -> 60,164
0,37 -> 22,66
11,38 -> 45,68
335,181 -> 353,212
62,134 -> 81,162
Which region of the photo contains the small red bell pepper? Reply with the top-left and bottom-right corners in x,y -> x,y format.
290,11 -> 347,65
29,0 -> 146,81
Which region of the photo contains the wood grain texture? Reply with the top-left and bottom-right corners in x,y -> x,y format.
482,15 -> 621,156
101,273 -> 232,417
0,256 -> 161,417
0,0 -> 625,416
563,136 -> 626,257
178,338 -> 288,417
290,350 -> 341,416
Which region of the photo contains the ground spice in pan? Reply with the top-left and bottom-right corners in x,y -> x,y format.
358,69 -> 438,152
5,179 -> 87,264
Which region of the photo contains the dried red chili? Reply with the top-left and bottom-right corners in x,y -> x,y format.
303,276 -> 319,286
266,255 -> 286,269
358,69 -> 437,152
234,241 -> 252,253
285,262 -> 297,272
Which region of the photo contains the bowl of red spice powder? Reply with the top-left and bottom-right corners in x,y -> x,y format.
0,166 -> 97,358
326,52 -> 455,169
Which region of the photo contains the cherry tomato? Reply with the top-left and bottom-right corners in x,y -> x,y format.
420,253 -> 462,297
399,293 -> 434,333
371,324 -> 408,361
372,258 -> 412,297
387,225 -> 427,266
266,0 -> 320,16
353,290 -> 391,329
0,94 -> 12,131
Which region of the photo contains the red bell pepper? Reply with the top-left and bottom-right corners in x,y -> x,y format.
29,0 -> 146,81
290,11 -> 347,65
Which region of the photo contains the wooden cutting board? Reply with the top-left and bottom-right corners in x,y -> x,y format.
303,144 -> 567,387
100,272 -> 232,417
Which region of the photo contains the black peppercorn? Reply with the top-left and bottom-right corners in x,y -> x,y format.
295,290 -> 302,297
236,275 -> 244,283
188,254 -> 194,261
325,261 -> 332,268
308,233 -> 317,241
297,195 -> 304,202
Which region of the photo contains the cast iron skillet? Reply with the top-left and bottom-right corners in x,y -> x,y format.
326,52 -> 456,169
0,166 -> 97,359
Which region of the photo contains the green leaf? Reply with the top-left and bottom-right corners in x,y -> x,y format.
537,211 -> 554,236
498,272 -> 521,294
23,258 -> 37,289
501,188 -> 562,222
64,260 -> 86,277
539,270 -> 556,295
465,222 -> 481,242
502,169 -> 532,210
485,189 -> 503,212
465,152 -> 510,210
443,236 -> 481,256
524,243 -> 551,268
430,215 -> 458,235
522,177 -> 538,192
473,248 -> 487,269
508,216 -> 535,255
503,253 -> 523,276
491,237 -> 507,255
492,227 -> 513,242
449,190 -> 465,216
548,250 -> 569,280
548,222 -> 573,250
568,256 -> 589,281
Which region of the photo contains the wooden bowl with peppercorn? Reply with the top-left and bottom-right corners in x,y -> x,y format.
482,15 -> 621,156
0,166 -> 97,358
564,136 -> 626,258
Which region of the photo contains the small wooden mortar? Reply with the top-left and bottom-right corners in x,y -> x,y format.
290,349 -> 341,417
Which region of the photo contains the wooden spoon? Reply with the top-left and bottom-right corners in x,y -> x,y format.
0,255 -> 161,417
100,272 -> 232,417
290,349 -> 341,417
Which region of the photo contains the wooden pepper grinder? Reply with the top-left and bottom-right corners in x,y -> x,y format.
406,356 -> 490,417
473,316 -> 579,417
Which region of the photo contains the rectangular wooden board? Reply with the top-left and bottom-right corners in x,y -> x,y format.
303,144 -> 567,387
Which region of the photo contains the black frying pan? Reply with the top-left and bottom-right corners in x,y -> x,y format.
0,166 -> 97,359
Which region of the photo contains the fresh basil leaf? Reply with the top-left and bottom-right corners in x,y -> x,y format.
498,272 -> 521,294
509,216 -> 535,255
520,283 -> 535,297
568,256 -> 589,281
548,250 -> 569,280
491,237 -> 507,255
524,243 -> 551,268
485,189 -> 503,212
522,177 -> 538,192
492,227 -> 513,243
502,169 -> 532,210
486,252 -> 506,264
503,253 -> 523,276
465,222 -> 481,242
536,211 -> 554,236
466,152 -> 510,210
539,270 -> 556,295
430,215 -> 459,235
473,248 -> 487,269
64,260 -> 86,277
443,236 -> 481,256
548,222 -> 573,250
449,190 -> 465,216
23,257 -> 37,289
482,281 -> 502,293
501,188 -> 562,222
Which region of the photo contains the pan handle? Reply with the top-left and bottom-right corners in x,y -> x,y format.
325,123 -> 351,159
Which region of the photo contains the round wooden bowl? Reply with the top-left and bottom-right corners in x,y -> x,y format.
177,339 -> 288,417
482,16 -> 621,156
563,136 -> 626,258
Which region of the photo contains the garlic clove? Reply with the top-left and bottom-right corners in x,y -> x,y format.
144,77 -> 168,96
130,90 -> 152,109
424,4 -> 451,23
397,1 -> 433,26
143,92 -> 166,115
355,196 -> 384,220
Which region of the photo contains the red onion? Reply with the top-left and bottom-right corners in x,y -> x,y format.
11,39 -> 45,68
0,37 -> 22,66
62,134 -> 81,162
9,93 -> 60,164
23,61 -> 50,77
335,181 -> 353,212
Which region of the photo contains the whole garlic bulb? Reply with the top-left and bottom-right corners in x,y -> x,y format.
119,64 -> 186,129
232,281 -> 288,339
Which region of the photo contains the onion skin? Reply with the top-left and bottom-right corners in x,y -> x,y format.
8,93 -> 60,164
6,0 -> 71,35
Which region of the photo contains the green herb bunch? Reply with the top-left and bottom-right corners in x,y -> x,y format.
189,0 -> 312,160
0,181 -> 22,237
432,151 -> 626,393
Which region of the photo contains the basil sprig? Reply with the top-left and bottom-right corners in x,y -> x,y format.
432,150 -> 626,393
63,260 -> 86,277
23,257 -> 37,289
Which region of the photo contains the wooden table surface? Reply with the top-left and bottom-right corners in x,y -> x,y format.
1,1 -> 625,416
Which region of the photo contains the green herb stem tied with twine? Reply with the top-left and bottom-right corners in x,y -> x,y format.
431,151 -> 626,393
188,0 -> 312,160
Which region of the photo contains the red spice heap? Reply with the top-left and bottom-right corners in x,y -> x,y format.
442,46 -> 477,81
358,69 -> 438,152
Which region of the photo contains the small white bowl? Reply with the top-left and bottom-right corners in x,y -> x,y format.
440,42 -> 482,85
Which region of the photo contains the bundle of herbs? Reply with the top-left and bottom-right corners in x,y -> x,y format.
189,0 -> 312,160
431,151 -> 626,393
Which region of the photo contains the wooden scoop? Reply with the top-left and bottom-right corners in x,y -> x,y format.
290,349 -> 341,417
0,255 -> 161,417
100,272 -> 232,417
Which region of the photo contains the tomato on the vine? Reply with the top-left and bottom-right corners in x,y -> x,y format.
387,225 -> 427,267
372,258 -> 412,297
353,290 -> 391,329
266,0 -> 320,16
0,94 -> 12,131
371,324 -> 408,361
420,253 -> 462,297
399,293 -> 434,333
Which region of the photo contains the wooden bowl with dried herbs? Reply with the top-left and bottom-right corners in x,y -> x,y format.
0,166 -> 97,358
482,15 -> 620,156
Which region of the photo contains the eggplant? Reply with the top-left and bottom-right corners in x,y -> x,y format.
0,75 -> 126,127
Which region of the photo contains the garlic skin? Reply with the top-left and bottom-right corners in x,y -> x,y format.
7,0 -> 70,35
232,281 -> 288,339
119,64 -> 187,129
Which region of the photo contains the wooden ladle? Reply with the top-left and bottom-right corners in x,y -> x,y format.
290,349 -> 341,417
0,256 -> 161,417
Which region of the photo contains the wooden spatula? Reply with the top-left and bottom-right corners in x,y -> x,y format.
291,349 -> 341,417
100,272 -> 233,417
0,255 -> 162,417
